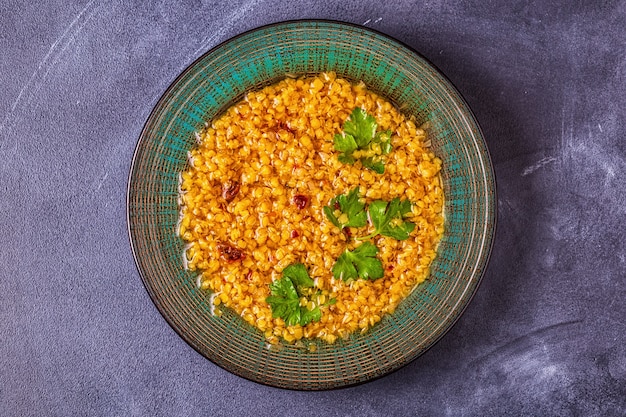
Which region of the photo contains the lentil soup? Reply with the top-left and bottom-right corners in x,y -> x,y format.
178,72 -> 444,345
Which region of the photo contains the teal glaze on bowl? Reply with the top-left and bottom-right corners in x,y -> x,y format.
127,20 -> 496,390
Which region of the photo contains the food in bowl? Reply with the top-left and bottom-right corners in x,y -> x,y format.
177,71 -> 444,345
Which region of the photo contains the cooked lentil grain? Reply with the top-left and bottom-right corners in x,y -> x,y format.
179,72 -> 444,344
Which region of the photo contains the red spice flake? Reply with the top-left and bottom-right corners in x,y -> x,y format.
333,201 -> 340,210
293,194 -> 309,209
278,121 -> 295,134
290,230 -> 300,238
217,242 -> 244,262
387,265 -> 395,271
273,121 -> 296,140
222,181 -> 240,202
342,227 -> 352,238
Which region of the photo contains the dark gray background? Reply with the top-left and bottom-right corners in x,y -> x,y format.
1,1 -> 624,416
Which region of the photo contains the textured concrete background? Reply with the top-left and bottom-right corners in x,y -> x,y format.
1,1 -> 625,416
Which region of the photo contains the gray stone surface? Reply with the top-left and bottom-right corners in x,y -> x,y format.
1,1 -> 625,416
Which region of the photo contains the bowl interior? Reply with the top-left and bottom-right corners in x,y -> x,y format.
128,20 -> 496,390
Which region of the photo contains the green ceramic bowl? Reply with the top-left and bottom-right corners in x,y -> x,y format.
127,20 -> 496,390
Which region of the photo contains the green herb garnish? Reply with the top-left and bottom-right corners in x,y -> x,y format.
266,263 -> 322,327
332,242 -> 384,281
282,262 -> 314,287
333,108 -> 392,174
359,198 -> 416,241
323,187 -> 367,230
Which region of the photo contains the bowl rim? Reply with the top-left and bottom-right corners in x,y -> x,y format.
126,18 -> 497,390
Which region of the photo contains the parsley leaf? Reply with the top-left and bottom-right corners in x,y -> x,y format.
343,107 -> 377,148
333,108 -> 393,173
266,263 -> 323,327
323,187 -> 367,230
361,198 -> 416,241
266,278 -> 301,326
361,157 -> 385,174
282,263 -> 314,288
374,130 -> 393,155
333,134 -> 358,164
332,242 -> 384,281
301,306 -> 322,324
